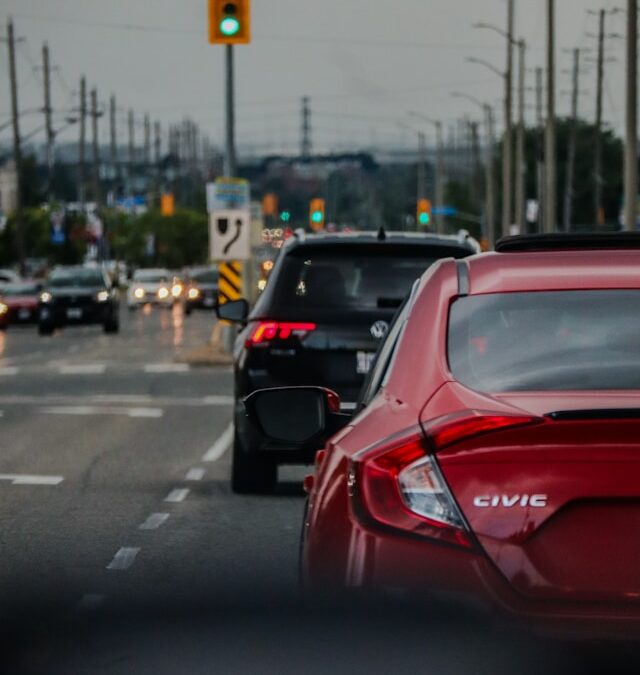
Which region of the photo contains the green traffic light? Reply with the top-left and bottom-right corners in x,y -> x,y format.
311,211 -> 323,224
220,17 -> 240,36
280,211 -> 291,223
419,212 -> 431,225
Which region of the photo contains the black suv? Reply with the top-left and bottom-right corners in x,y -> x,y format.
38,266 -> 119,335
219,229 -> 479,494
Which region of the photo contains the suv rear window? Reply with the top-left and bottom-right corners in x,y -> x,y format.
272,247 -> 452,311
448,291 -> 640,392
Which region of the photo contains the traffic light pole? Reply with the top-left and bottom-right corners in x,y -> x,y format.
224,44 -> 237,177
624,0 -> 637,232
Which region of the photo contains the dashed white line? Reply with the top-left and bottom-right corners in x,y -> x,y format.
186,468 -> 205,481
0,367 -> 19,376
165,488 -> 190,503
40,406 -> 163,418
106,547 -> 140,570
144,363 -> 190,374
203,423 -> 234,462
139,513 -> 170,530
59,364 -> 106,375
0,474 -> 64,485
128,407 -> 164,418
203,395 -> 234,405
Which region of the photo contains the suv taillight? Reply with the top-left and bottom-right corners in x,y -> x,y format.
245,321 -> 316,348
351,432 -> 472,549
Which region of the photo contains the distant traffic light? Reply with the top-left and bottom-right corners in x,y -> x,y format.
262,193 -> 278,217
417,198 -> 432,228
280,211 -> 291,223
309,198 -> 325,231
209,0 -> 251,45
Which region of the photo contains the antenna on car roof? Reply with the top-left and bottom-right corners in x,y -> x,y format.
377,226 -> 387,242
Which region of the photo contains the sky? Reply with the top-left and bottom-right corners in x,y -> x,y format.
0,0 -> 630,156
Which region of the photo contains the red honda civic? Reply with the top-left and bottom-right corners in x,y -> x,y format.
245,234 -> 640,635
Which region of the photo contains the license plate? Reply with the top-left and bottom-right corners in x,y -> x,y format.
356,351 -> 376,375
18,309 -> 31,320
204,297 -> 215,307
67,308 -> 82,319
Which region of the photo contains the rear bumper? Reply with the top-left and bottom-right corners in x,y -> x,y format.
6,306 -> 38,323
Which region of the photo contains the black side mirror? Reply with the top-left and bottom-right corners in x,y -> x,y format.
244,387 -> 350,448
217,299 -> 249,323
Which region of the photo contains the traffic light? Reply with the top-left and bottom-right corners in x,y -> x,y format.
280,211 -> 291,223
309,198 -> 325,231
262,193 -> 278,217
209,0 -> 251,45
417,198 -> 432,228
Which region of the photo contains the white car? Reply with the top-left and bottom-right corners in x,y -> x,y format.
127,269 -> 174,309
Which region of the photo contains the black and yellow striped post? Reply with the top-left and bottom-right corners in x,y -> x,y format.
218,261 -> 243,306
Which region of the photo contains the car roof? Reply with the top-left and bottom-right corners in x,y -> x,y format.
459,249 -> 640,295
284,229 -> 479,252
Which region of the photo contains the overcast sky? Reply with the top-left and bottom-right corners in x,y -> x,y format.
0,0 -> 630,155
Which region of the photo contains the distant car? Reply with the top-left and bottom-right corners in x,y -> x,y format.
219,228 -> 479,494
38,266 -> 119,335
0,298 -> 8,331
127,269 -> 174,309
0,269 -> 20,287
0,280 -> 42,324
183,267 -> 219,315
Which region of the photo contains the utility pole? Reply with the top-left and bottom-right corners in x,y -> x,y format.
515,39 -> 526,233
128,109 -> 134,199
434,121 -> 445,234
90,88 -> 101,206
78,76 -> 87,215
535,66 -> 544,230
109,94 -> 117,194
301,96 -> 312,158
5,19 -> 25,272
624,0 -> 638,232
469,120 -> 482,208
502,0 -> 514,237
484,105 -> 497,249
154,121 -> 161,165
594,9 -> 606,226
563,48 -> 581,231
144,114 -> 151,167
224,44 -> 237,177
42,43 -> 55,204
417,131 -> 427,214
544,0 -> 557,233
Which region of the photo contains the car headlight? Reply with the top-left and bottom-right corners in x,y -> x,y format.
96,290 -> 110,303
188,287 -> 200,300
40,291 -> 53,304
258,279 -> 267,292
171,283 -> 183,298
158,287 -> 170,300
134,287 -> 145,299
0,303 -> 7,315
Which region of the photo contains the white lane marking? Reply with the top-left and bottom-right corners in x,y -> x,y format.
203,423 -> 234,462
77,594 -> 106,611
186,468 -> 205,481
128,408 -> 164,418
59,364 -> 106,375
40,406 -> 163,418
0,474 -> 64,485
106,547 -> 140,570
144,363 -> 190,374
139,513 -> 170,530
165,488 -> 190,503
203,395 -> 234,405
0,367 -> 19,376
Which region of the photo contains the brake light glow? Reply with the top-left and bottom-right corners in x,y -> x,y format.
352,433 -> 472,548
246,321 -> 316,347
423,410 -> 543,450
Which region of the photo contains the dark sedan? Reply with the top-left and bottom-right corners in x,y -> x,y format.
184,267 -> 219,315
38,267 -> 119,335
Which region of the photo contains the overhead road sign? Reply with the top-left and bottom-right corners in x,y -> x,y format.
207,179 -> 250,213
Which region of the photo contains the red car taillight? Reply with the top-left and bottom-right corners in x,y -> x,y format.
352,432 -> 473,549
245,321 -> 317,348
422,410 -> 543,450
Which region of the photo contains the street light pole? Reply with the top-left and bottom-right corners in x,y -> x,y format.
503,0 -> 514,237
515,39 -> 526,234
224,44 -> 237,177
625,0 -> 638,232
545,0 -> 557,233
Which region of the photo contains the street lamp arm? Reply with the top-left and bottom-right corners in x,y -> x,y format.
466,56 -> 505,79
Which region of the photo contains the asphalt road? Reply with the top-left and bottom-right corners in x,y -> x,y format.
0,305 -> 635,674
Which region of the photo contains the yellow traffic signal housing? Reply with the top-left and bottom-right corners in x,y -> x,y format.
309,198 -> 326,231
209,0 -> 252,45
417,198 -> 432,228
161,193 -> 175,217
262,193 -> 279,217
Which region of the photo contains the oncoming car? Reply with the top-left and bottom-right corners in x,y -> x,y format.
0,281 -> 42,324
244,233 -> 640,635
183,267 -> 219,315
127,269 -> 174,309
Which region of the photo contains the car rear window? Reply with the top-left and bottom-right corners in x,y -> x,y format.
448,290 -> 640,392
192,270 -> 218,283
271,246 -> 457,311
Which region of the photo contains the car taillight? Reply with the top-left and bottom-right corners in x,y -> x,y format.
245,321 -> 316,347
352,432 -> 472,548
422,410 -> 543,450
